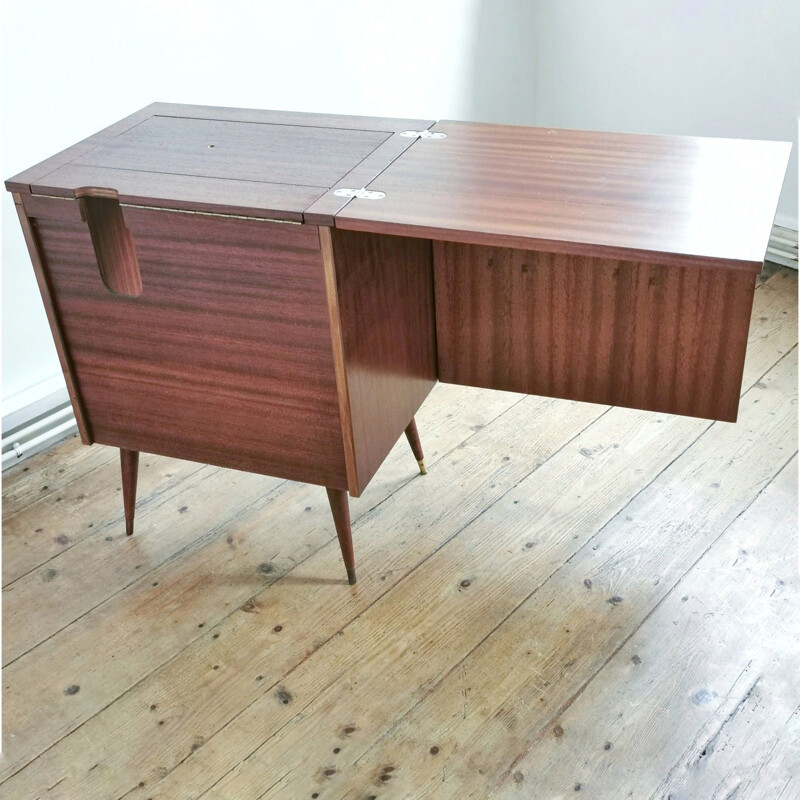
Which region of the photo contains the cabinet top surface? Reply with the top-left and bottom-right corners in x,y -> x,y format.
6,103 -> 434,223
337,120 -> 791,268
7,104 -> 791,267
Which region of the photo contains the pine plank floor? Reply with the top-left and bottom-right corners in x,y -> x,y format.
1,267 -> 797,800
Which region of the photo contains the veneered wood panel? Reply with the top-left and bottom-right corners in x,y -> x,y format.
4,104 -> 156,193
337,121 -> 791,269
76,190 -> 142,297
329,229 -> 437,494
28,198 -> 348,487
9,104 -> 435,222
30,164 -> 322,221
73,116 -> 390,187
11,195 -> 92,443
305,130 -> 435,225
319,227 -> 359,495
434,242 -> 757,422
141,102 -> 433,133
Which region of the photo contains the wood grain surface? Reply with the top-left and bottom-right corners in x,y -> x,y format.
76,190 -> 142,296
336,120 -> 791,269
4,104 -> 156,193
30,163 -> 322,221
319,226 -> 359,494
73,115 -> 391,187
328,228 -> 437,494
141,102 -> 433,132
11,194 -> 92,443
28,197 -> 348,488
120,448 -> 139,535
434,242 -> 757,421
326,487 -> 357,585
305,130 -> 434,226
7,103 -> 434,223
8,107 -> 790,266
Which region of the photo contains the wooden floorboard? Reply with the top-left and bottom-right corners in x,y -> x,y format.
2,434 -> 117,520
192,347 -> 798,800
486,418 -> 798,800
1,268 -> 796,800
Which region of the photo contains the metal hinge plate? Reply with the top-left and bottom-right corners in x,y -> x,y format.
399,130 -> 447,139
333,188 -> 386,200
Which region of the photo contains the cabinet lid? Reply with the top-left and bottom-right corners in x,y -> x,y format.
334,120 -> 792,270
7,107 -> 791,268
6,103 -> 434,223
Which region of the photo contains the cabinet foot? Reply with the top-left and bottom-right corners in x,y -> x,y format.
326,488 -> 356,584
404,416 -> 427,475
120,449 -> 139,535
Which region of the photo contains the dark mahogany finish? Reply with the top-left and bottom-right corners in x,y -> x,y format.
26,196 -> 348,488
31,164 -> 321,223
72,115 -> 389,187
336,120 -> 791,270
305,131 -> 434,225
120,449 -> 139,536
326,488 -> 356,586
12,194 -> 92,443
76,189 -> 142,297
11,103 -> 434,222
6,104 -> 790,585
322,228 -> 436,495
404,418 -> 427,475
6,105 -> 157,194
434,243 -> 757,422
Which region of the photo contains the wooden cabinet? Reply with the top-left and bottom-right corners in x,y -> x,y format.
6,103 -> 790,585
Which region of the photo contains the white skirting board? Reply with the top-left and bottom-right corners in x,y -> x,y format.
766,224 -> 798,269
2,381 -> 78,470
1,225 -> 796,471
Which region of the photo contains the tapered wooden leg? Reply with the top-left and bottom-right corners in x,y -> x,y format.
326,488 -> 356,585
404,416 -> 427,475
120,449 -> 139,535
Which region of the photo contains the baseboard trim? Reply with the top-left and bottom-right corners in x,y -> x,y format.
2,386 -> 77,470
766,224 -> 798,270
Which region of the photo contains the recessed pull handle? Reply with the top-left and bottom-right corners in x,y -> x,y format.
75,187 -> 142,297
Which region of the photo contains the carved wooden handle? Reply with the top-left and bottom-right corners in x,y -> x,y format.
75,187 -> 142,297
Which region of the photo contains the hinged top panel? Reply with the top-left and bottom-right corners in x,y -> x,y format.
6,106 -> 789,258
72,116 -> 390,186
6,103 -> 434,223
335,120 -> 792,270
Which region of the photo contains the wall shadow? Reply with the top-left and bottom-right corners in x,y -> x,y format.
465,0 -> 538,125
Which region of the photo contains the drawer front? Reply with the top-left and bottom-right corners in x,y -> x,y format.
25,196 -> 348,488
434,242 -> 757,422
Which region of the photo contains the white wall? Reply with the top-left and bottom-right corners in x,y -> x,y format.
3,0 -> 798,414
1,0 -> 481,410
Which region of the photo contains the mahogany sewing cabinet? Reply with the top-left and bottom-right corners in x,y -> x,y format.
6,103 -> 790,585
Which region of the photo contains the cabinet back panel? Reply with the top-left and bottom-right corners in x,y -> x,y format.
434,242 -> 756,422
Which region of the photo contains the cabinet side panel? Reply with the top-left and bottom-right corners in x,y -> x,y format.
434,242 -> 756,422
12,195 -> 93,442
29,198 -> 348,488
331,229 -> 437,494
